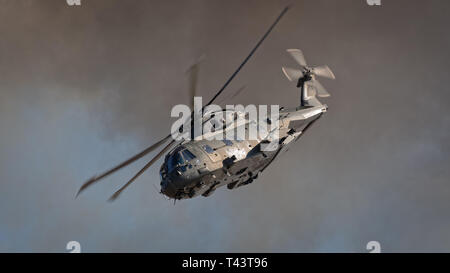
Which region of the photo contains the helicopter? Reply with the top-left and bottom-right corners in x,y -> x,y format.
76,6 -> 336,201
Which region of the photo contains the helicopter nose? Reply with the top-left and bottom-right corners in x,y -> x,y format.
160,180 -> 177,198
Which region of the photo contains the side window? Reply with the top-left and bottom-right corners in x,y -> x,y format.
203,145 -> 214,154
175,152 -> 184,165
222,140 -> 233,146
182,149 -> 196,161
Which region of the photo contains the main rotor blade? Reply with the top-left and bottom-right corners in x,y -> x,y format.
311,65 -> 336,79
216,85 -> 246,105
203,5 -> 290,109
286,49 -> 308,68
282,66 -> 303,82
108,139 -> 176,201
76,134 -> 171,197
186,55 -> 205,109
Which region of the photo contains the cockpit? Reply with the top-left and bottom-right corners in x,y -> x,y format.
166,148 -> 196,173
167,151 -> 183,173
160,146 -> 200,198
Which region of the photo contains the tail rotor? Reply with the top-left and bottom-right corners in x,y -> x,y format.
282,49 -> 335,99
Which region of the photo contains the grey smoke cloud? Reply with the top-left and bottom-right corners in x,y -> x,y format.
0,0 -> 449,252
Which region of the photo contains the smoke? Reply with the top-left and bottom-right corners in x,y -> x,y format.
0,0 -> 449,252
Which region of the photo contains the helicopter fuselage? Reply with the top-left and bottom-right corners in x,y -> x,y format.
159,104 -> 327,200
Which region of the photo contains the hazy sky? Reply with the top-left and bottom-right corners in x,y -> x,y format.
0,0 -> 449,252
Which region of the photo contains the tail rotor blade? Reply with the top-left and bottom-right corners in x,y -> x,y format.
282,67 -> 303,81
311,65 -> 335,79
76,135 -> 171,197
312,79 -> 330,97
108,139 -> 176,201
287,49 -> 307,68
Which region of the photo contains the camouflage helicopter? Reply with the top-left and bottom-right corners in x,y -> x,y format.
76,6 -> 336,201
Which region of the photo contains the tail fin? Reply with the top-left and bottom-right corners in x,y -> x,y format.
298,79 -> 324,107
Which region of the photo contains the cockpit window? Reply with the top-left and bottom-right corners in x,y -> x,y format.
167,152 -> 184,172
203,145 -> 214,154
182,149 -> 196,161
222,140 -> 233,146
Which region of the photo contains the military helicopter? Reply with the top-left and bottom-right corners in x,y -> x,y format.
76,6 -> 336,201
